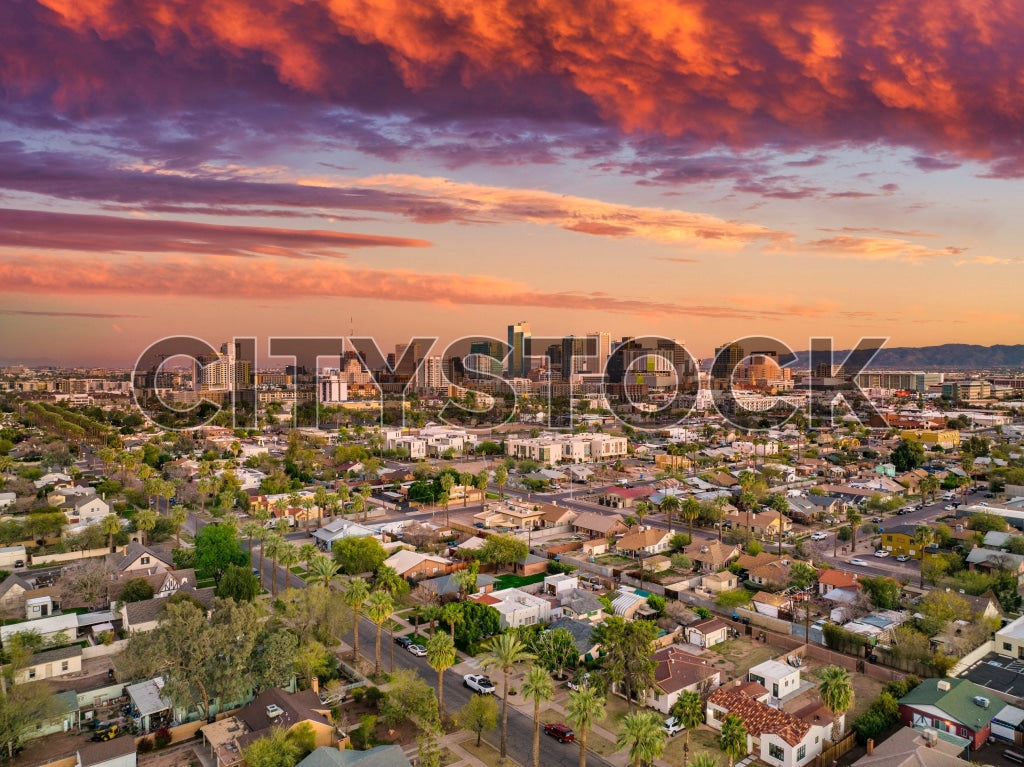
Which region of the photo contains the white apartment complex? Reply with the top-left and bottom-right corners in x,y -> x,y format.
505,433 -> 628,465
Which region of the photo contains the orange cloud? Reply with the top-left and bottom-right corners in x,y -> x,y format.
799,235 -> 967,262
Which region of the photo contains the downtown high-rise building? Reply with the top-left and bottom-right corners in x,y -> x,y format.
507,321 -> 532,378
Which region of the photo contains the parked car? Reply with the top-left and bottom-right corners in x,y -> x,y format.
463,674 -> 496,694
896,554 -> 911,562
896,509 -> 909,515
874,550 -> 890,558
915,504 -> 924,510
407,644 -> 427,657
943,504 -> 956,511
394,636 -> 413,648
871,517 -> 884,524
663,716 -> 684,736
810,532 -> 828,541
850,558 -> 868,566
543,724 -> 575,743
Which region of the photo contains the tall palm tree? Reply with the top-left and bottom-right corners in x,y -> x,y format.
847,510 -> 862,553
442,602 -> 464,643
426,631 -> 457,717
301,496 -> 315,533
101,514 -> 121,553
314,486 -> 329,529
616,711 -> 667,767
566,686 -> 606,767
913,524 -> 934,584
367,590 -> 395,677
277,542 -> 299,590
169,505 -> 188,548
818,665 -> 854,742
263,534 -> 283,598
659,495 -> 679,530
719,713 -> 748,767
344,577 -> 370,662
241,521 -> 263,560
681,497 -> 700,538
522,667 -> 554,767
459,472 -> 474,507
135,508 -> 157,546
299,542 -> 319,573
494,466 -> 508,499
253,521 -> 269,589
308,554 -> 340,590
671,690 -> 704,754
635,500 -> 651,527
481,632 -> 535,763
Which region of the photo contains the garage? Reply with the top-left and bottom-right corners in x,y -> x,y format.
991,705 -> 1024,744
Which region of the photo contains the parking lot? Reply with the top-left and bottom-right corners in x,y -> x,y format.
962,653 -> 1024,697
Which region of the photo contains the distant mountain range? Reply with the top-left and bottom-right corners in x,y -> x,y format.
796,343 -> 1024,371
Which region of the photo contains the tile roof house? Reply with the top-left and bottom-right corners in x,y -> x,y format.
817,570 -> 858,596
685,617 -> 730,648
899,678 -> 1006,749
707,687 -> 839,767
685,541 -> 740,573
615,527 -> 673,557
642,645 -> 721,714
382,550 -> 457,581
598,485 -> 655,509
572,512 -> 628,539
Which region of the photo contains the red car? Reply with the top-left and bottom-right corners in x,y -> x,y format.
543,724 -> 575,743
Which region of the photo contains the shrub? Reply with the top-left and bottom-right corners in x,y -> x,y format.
137,737 -> 154,754
154,727 -> 172,749
351,687 -> 365,703
364,687 -> 384,707
694,607 -> 713,620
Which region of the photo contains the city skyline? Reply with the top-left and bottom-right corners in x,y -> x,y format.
3,0 -> 1024,365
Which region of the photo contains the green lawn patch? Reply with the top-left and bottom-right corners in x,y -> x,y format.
494,572 -> 547,589
290,566 -> 305,574
714,588 -> 754,608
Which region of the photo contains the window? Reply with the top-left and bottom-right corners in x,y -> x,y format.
1005,643 -> 1013,652
141,556 -> 150,565
61,661 -> 69,672
769,743 -> 785,761
27,669 -> 35,679
797,746 -> 806,761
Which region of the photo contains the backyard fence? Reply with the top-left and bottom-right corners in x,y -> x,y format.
815,732 -> 856,767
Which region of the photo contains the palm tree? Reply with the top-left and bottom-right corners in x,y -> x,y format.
566,686 -> 606,767
241,521 -> 263,560
617,711 -> 667,767
308,554 -> 340,590
671,690 -> 704,754
459,472 -> 474,507
344,577 -> 370,662
481,632 -> 535,763
100,514 -> 121,553
681,497 -> 700,538
314,486 -> 329,529
277,542 -> 299,590
135,508 -> 157,546
263,534 -> 283,598
494,466 -> 508,499
299,542 -> 319,573
301,496 -> 315,533
522,667 -> 554,767
474,470 -> 489,503
442,601 -> 464,643
719,713 -> 748,767
426,631 -> 457,717
818,665 -> 854,742
253,520 -> 269,589
847,510 -> 862,552
169,505 -> 188,548
367,590 -> 395,677
349,494 -> 364,520
658,495 -> 678,529
635,500 -> 651,527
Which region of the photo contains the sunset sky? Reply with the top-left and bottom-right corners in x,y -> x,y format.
2,0 -> 1024,366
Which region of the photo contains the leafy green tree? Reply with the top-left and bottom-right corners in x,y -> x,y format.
567,686 -> 606,767
457,693 -> 498,747
534,627 -> 579,680
333,536 -> 387,575
616,711 -> 667,767
380,668 -> 440,733
119,577 -> 155,603
921,555 -> 949,586
426,631 -> 457,717
194,523 -> 248,584
522,666 -> 554,767
818,665 -> 854,742
216,564 -> 260,602
719,713 -> 748,767
967,512 -> 1008,534
788,562 -> 817,589
859,576 -> 901,610
593,616 -> 657,713
891,439 -> 926,472
241,725 -> 302,767
481,632 -> 535,763
250,629 -> 298,691
480,534 -> 529,569
671,691 -> 705,753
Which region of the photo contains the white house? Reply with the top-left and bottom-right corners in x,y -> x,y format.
473,588 -> 551,629
311,518 -> 376,552
1,612 -> 79,645
707,687 -> 841,767
60,495 -> 110,528
748,660 -> 802,702
17,645 -> 83,683
686,617 -> 731,648
642,644 -> 721,714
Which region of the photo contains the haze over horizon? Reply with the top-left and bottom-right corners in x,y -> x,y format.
2,0 -> 1024,366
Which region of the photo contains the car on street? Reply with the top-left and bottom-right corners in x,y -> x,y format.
463,674 -> 496,694
896,554 -> 911,562
915,504 -> 924,510
944,504 -> 956,511
407,644 -> 427,657
543,724 -> 575,743
850,558 -> 868,566
663,716 -> 684,736
810,532 -> 828,541
896,509 -> 909,515
394,636 -> 413,648
871,517 -> 884,524
874,550 -> 890,558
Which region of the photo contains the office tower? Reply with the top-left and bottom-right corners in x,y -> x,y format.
421,356 -> 444,389
468,341 -> 505,379
712,342 -> 745,383
561,335 -> 589,380
507,321 -> 532,378
588,331 -> 612,374
395,341 -> 422,383
197,341 -> 251,391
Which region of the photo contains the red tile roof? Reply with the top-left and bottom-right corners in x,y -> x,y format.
708,688 -> 811,746
818,570 -> 858,588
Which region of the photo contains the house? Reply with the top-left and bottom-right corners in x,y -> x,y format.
572,512 -> 628,539
511,553 -> 548,577
609,586 -> 650,620
382,550 -> 457,581
960,592 -> 1002,621
879,525 -> 933,559
547,617 -> 602,661
297,745 -> 413,767
559,590 -> 604,621
843,611 -> 907,644
686,617 -> 730,648
995,615 -> 1024,659
751,591 -> 791,619
108,543 -> 172,575
748,660 -> 801,702
17,645 -> 83,683
0,573 -> 32,616
418,572 -> 496,599
120,586 -> 215,633
77,736 -> 137,767
734,511 -> 792,539
616,526 -> 673,557
33,472 -> 71,489
701,570 -> 739,594
898,678 -> 1006,750
24,587 -> 55,619
544,573 -> 578,598
202,687 -> 335,767
472,588 -> 550,629
473,499 -> 548,530
707,687 -> 839,767
747,560 -> 794,590
311,519 -> 377,552
851,727 -> 969,767
597,485 -> 654,509
818,570 -> 858,596
0,612 -> 79,645
965,548 -> 1024,583
642,645 -> 721,714
125,677 -> 174,733
540,505 -> 578,528
60,495 -> 111,528
686,541 -> 740,573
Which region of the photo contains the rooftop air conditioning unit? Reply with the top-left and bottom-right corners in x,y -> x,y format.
974,696 -> 990,709
266,704 -> 284,720
923,729 -> 939,746
936,680 -> 951,692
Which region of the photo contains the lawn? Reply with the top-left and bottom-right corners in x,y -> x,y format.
457,737 -> 522,767
706,638 -> 781,675
494,572 -> 547,589
661,725 -> 730,767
